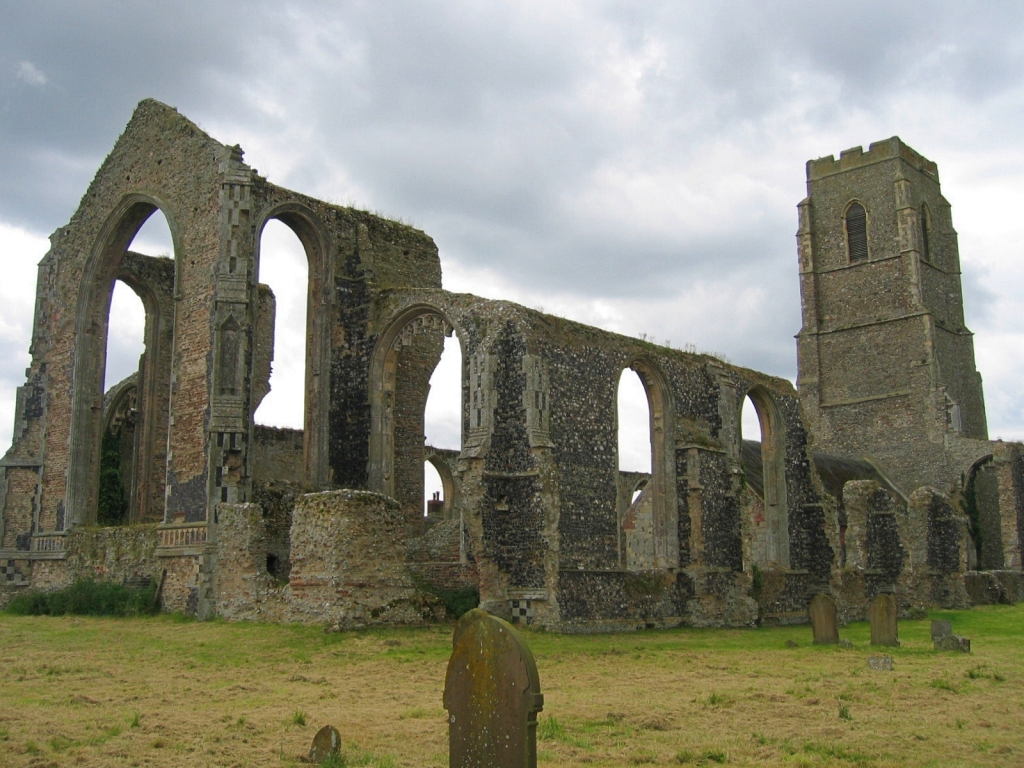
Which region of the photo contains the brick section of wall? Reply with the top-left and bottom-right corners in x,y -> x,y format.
212,490 -> 442,628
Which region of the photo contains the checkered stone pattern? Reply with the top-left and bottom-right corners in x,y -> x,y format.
0,559 -> 29,585
510,599 -> 535,625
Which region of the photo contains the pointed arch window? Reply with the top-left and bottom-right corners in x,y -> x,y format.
920,203 -> 932,263
845,202 -> 868,263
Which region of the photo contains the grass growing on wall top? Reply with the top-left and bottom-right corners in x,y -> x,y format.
0,605 -> 1023,766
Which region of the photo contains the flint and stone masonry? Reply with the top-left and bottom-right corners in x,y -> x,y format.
0,102 -> 1021,630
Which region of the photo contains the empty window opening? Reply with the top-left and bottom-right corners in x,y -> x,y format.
618,369 -> 652,474
99,283 -> 145,526
253,219 -> 308,429
740,391 -> 789,568
104,281 -> 146,393
920,203 -> 932,262
964,457 -> 1003,571
425,334 -> 462,450
845,202 -> 868,263
425,461 -> 445,518
129,209 -> 174,259
424,333 -> 462,517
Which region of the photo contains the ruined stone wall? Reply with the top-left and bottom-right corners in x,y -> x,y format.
212,490 -> 439,627
251,284 -> 275,414
251,426 -> 304,485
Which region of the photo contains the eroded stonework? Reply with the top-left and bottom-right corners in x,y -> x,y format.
1,102 -> 1021,630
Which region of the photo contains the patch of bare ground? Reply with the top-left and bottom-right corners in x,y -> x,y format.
0,605 -> 1022,767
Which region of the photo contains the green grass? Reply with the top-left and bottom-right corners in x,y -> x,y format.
2,604 -> 1023,767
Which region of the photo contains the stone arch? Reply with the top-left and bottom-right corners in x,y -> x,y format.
369,303 -> 464,521
66,195 -> 181,529
619,356 -> 678,569
424,449 -> 457,519
98,377 -> 138,525
743,385 -> 790,568
964,453 -> 1002,570
254,203 -> 334,487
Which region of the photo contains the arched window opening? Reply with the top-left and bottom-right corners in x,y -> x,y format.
740,390 -> 789,568
617,369 -> 652,474
845,201 -> 868,263
104,281 -> 146,394
617,363 -> 677,570
920,203 -> 932,263
964,456 -> 1003,571
68,202 -> 175,529
424,333 -> 462,518
370,309 -> 458,524
253,219 -> 308,430
129,210 -> 174,259
425,460 -> 445,518
95,206 -> 174,527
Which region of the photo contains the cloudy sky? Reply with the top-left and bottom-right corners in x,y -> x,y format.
2,1 -> 1024,476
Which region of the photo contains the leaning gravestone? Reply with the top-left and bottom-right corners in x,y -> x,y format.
443,608 -> 544,768
309,725 -> 342,764
809,594 -> 839,645
869,593 -> 899,646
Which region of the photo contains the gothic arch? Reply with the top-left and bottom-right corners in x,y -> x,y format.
368,304 -> 465,515
254,202 -> 334,486
66,195 -> 181,529
619,356 -> 679,569
424,450 -> 457,519
743,385 -> 790,568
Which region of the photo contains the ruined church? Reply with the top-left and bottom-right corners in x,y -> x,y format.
1,99 -> 1021,630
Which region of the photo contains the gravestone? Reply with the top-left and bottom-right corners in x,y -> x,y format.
867,655 -> 893,671
809,594 -> 839,644
935,635 -> 971,653
309,725 -> 342,764
869,593 -> 899,646
443,608 -> 544,768
931,620 -> 952,641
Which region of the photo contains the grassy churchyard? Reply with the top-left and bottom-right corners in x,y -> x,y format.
1,604 -> 1022,767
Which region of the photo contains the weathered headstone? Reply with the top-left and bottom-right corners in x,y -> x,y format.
443,608 -> 544,768
809,594 -> 839,645
935,634 -> 971,653
869,593 -> 899,646
309,725 -> 342,764
867,655 -> 893,671
931,620 -> 952,641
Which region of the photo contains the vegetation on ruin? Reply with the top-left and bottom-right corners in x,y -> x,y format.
97,429 -> 128,526
4,578 -> 158,618
1,604 -> 1022,766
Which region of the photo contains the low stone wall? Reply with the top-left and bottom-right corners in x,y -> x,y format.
964,570 -> 1024,605
555,570 -> 696,632
212,490 -> 443,628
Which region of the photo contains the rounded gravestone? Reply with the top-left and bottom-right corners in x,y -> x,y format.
869,593 -> 898,646
809,593 -> 839,645
309,725 -> 342,764
443,608 -> 544,768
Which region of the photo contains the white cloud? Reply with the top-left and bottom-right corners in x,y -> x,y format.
15,60 -> 47,87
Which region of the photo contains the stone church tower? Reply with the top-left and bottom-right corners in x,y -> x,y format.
796,137 -> 989,493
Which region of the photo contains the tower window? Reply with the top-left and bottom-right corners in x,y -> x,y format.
920,203 -> 932,263
845,202 -> 868,263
